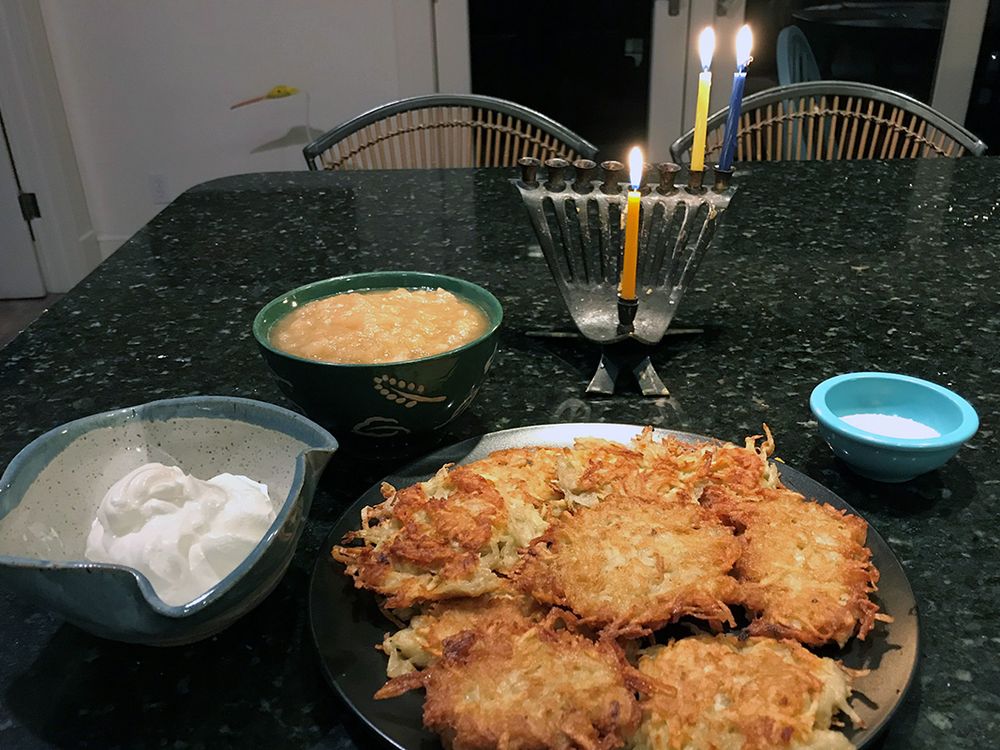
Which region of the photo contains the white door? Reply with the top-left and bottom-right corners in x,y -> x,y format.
932,0 -> 989,124
0,123 -> 45,299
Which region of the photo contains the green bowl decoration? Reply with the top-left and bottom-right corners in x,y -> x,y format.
253,271 -> 503,438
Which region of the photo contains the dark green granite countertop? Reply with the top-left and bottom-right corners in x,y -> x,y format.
1,160 -> 997,748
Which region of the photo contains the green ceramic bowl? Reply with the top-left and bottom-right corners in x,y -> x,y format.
253,271 -> 503,438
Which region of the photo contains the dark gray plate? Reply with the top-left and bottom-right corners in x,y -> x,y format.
309,424 -> 919,750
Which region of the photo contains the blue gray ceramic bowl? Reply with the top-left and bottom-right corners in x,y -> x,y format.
810,372 -> 978,482
0,396 -> 338,645
253,271 -> 503,439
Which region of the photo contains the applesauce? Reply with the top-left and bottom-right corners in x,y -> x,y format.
270,287 -> 489,364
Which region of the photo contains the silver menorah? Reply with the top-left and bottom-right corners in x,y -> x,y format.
512,157 -> 737,396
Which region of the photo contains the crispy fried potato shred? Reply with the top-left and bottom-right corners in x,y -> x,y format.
332,426 -> 883,749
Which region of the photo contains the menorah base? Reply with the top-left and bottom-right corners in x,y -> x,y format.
587,345 -> 669,397
586,350 -> 666,396
525,328 -> 702,397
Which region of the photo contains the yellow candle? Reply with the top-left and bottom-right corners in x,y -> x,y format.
620,147 -> 643,301
690,27 -> 715,172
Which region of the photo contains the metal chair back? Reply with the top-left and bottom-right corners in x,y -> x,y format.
304,94 -> 598,170
670,81 -> 987,165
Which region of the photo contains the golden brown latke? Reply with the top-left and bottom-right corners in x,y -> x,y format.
378,617 -> 644,750
632,634 -> 861,750
332,462 -> 548,608
463,446 -> 568,516
702,426 -> 781,496
332,426 -> 886,750
380,588 -> 545,678
707,487 -> 883,647
556,429 -> 714,508
515,493 -> 740,635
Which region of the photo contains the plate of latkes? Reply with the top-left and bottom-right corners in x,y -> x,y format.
310,424 -> 919,750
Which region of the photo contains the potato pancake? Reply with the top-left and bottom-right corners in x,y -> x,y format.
380,589 -> 544,678
332,425 -> 887,750
632,635 -> 861,750
515,493 -> 740,635
557,430 -> 714,508
332,462 -> 548,608
463,446 -> 569,517
378,618 -> 643,750
708,488 -> 882,647
703,426 -> 781,495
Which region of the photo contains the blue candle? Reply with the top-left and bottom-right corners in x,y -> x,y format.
717,25 -> 753,172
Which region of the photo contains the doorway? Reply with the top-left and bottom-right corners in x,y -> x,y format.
468,0 -> 654,160
0,109 -> 45,299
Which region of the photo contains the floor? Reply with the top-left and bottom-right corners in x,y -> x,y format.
0,294 -> 63,349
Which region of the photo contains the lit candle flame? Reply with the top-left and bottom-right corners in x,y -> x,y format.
628,147 -> 643,190
698,27 -> 715,71
736,25 -> 753,69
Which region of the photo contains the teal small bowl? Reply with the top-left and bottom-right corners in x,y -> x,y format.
810,372 -> 978,483
0,397 -> 338,645
253,271 -> 503,439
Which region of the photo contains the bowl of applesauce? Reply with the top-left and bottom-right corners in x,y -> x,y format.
253,271 -> 503,438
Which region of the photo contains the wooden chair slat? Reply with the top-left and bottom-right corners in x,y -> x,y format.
457,107 -> 467,166
484,109 -> 495,167
843,98 -> 859,159
417,109 -> 429,168
805,98 -> 815,161
500,115 -> 514,167
544,133 -> 555,161
815,96 -> 826,160
826,96 -> 839,160
355,130 -> 365,168
754,106 -> 763,161
511,117 -> 524,164
903,114 -> 920,159
944,135 -> 957,158
471,109 -> 482,167
371,121 -> 386,169
882,107 -> 900,159
866,102 -> 882,159
775,100 -> 784,161
364,125 -> 378,169
921,125 -> 935,158
793,97 -> 806,159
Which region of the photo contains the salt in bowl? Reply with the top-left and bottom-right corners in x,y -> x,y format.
810,372 -> 978,483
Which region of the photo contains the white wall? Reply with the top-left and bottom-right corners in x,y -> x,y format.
39,0 -> 437,257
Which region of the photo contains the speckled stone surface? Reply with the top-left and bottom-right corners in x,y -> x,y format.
0,160 -> 997,748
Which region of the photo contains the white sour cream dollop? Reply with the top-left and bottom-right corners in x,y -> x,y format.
85,462 -> 276,606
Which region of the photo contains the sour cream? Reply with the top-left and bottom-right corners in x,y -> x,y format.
85,463 -> 276,605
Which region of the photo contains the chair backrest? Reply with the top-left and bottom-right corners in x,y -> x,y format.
304,94 -> 598,170
670,81 -> 987,165
777,26 -> 820,86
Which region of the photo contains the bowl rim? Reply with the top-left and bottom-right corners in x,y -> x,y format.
251,270 -> 504,368
809,372 -> 979,450
0,395 -> 338,619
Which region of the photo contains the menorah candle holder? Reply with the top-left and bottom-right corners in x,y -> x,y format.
512,157 -> 738,396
